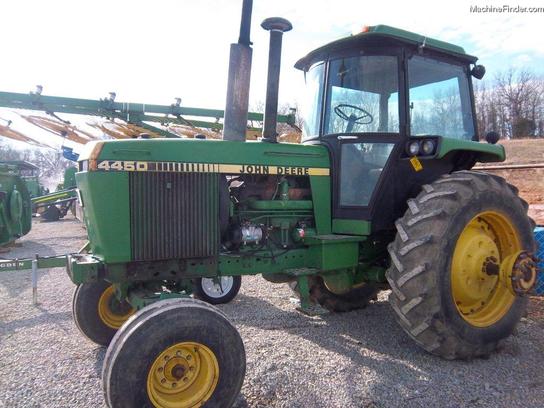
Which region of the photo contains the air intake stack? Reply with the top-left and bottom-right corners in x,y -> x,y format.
261,17 -> 292,143
223,0 -> 253,142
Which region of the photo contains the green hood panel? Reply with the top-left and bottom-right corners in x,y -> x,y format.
84,139 -> 331,169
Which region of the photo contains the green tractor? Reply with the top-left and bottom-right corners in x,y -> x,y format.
68,2 -> 538,407
0,160 -> 49,198
0,163 -> 32,246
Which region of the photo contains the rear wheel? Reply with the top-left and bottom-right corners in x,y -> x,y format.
290,276 -> 379,312
103,298 -> 245,408
72,281 -> 135,346
41,205 -> 61,222
193,276 -> 241,304
386,171 -> 536,359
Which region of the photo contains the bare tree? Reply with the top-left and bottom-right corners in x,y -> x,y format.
495,69 -> 542,138
474,69 -> 544,139
0,140 -> 73,178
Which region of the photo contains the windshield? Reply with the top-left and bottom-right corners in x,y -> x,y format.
300,63 -> 325,140
408,56 -> 475,139
324,55 -> 399,135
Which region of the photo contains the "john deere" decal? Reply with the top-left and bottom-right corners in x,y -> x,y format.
94,160 -> 330,176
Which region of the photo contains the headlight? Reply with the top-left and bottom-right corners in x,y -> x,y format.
421,140 -> 435,155
407,141 -> 420,156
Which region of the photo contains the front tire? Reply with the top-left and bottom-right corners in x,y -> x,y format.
386,171 -> 536,359
72,281 -> 135,346
193,276 -> 241,304
103,298 -> 245,408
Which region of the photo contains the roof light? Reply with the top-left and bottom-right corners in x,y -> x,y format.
351,25 -> 370,36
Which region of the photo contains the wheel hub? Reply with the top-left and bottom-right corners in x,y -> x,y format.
482,257 -> 500,276
200,276 -> 233,298
452,222 -> 500,306
451,211 -> 521,327
500,251 -> 538,295
147,342 -> 219,408
97,286 -> 135,329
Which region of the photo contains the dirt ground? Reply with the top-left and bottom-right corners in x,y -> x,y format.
478,139 -> 544,224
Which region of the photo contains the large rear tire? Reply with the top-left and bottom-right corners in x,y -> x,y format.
386,171 -> 536,359
102,298 -> 245,408
290,276 -> 379,312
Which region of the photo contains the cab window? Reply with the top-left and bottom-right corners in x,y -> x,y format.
300,63 -> 325,141
339,142 -> 394,206
325,56 -> 400,135
408,56 -> 475,139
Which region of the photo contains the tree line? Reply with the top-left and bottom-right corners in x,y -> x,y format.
474,68 -> 544,139
0,143 -> 73,179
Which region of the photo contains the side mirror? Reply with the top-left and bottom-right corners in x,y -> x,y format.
471,65 -> 486,80
485,131 -> 500,144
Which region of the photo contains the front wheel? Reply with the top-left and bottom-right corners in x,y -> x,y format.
193,276 -> 242,304
386,171 -> 536,359
72,281 -> 135,346
102,298 -> 245,408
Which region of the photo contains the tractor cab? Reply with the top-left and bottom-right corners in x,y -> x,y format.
0,160 -> 45,197
296,25 -> 498,232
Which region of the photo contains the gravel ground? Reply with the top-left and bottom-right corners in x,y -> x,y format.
1,216 -> 544,408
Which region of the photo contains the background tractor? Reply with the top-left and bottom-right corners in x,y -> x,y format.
65,1 -> 538,406
0,160 -> 49,198
0,162 -> 32,246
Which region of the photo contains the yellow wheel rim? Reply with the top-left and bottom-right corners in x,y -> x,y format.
451,211 -> 521,327
97,286 -> 135,329
147,342 -> 219,408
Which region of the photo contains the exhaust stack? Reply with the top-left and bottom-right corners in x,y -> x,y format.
261,17 -> 292,143
223,0 -> 253,142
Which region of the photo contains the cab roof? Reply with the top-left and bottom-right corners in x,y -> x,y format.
295,25 -> 478,71
0,160 -> 39,171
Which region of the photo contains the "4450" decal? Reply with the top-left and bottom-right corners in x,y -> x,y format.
97,161 -> 149,171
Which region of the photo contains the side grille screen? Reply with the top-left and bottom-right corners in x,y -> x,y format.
129,172 -> 219,261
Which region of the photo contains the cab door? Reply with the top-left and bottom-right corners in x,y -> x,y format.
317,52 -> 406,233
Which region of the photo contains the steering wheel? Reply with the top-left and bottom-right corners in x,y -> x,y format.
334,104 -> 373,132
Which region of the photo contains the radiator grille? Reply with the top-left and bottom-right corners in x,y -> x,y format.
129,172 -> 219,261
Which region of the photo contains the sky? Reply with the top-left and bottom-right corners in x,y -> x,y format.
1,0 -> 543,151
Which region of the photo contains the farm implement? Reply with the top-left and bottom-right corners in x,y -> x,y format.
0,88 -> 297,143
0,0 -> 541,407
30,167 -> 78,221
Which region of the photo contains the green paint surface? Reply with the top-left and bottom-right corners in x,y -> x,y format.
76,171 -> 130,262
332,219 -> 372,235
310,176 -> 332,234
438,138 -> 505,162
